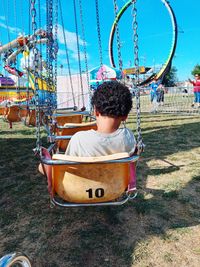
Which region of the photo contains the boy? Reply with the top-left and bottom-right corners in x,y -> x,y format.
65,81 -> 136,157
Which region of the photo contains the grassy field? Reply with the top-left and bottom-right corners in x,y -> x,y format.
0,112 -> 200,267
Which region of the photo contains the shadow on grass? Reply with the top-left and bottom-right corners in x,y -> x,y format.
0,117 -> 200,266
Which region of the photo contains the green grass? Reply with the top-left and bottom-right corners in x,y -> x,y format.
0,113 -> 200,267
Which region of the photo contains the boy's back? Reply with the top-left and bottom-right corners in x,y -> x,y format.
66,127 -> 136,157
65,81 -> 136,157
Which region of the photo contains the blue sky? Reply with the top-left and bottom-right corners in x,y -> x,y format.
0,0 -> 199,81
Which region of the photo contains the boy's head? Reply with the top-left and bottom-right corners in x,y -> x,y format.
91,81 -> 132,117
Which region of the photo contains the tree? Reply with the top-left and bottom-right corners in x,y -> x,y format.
162,66 -> 178,87
191,64 -> 200,76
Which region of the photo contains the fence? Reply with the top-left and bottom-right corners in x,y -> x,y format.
132,86 -> 200,115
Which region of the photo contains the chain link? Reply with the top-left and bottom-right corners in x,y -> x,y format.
113,0 -> 123,72
31,0 -> 41,151
132,0 -> 144,154
95,0 -> 103,68
53,0 -> 58,110
58,0 -> 76,108
73,0 -> 85,108
47,0 -> 54,88
46,0 -> 55,128
78,0 -> 92,112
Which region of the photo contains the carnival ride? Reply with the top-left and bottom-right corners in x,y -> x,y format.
0,25 -> 57,127
33,0 -> 144,207
0,29 -> 56,104
0,0 -> 178,206
109,0 -> 178,84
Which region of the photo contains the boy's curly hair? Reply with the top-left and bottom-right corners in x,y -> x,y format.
91,81 -> 132,117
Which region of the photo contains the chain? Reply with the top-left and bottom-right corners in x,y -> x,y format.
26,0 -> 31,111
46,0 -> 54,122
53,0 -> 58,111
31,0 -> 41,151
73,0 -> 85,108
113,0 -> 123,72
132,0 -> 144,154
13,0 -> 20,99
38,0 -> 43,74
58,0 -> 76,108
78,0 -> 91,112
95,0 -> 103,68
46,0 -> 49,77
47,0 -> 54,89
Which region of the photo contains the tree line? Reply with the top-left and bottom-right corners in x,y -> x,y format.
162,64 -> 200,87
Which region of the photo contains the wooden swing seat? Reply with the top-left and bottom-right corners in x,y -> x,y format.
41,150 -> 139,207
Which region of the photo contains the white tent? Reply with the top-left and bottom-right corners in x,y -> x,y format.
57,73 -> 90,109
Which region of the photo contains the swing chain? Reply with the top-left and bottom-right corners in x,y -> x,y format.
78,0 -> 92,111
132,0 -> 144,154
54,0 -> 58,108
31,0 -> 41,151
46,0 -> 49,76
132,1 -> 139,84
46,0 -> 54,115
113,0 -> 123,72
73,0 -> 85,109
58,0 -> 76,108
95,0 -> 103,68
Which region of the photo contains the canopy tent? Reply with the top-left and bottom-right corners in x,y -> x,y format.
89,64 -> 123,90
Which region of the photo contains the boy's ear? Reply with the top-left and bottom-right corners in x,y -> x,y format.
94,107 -> 100,116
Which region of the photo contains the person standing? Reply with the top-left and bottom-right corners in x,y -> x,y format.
188,74 -> 200,108
149,78 -> 160,112
157,83 -> 165,106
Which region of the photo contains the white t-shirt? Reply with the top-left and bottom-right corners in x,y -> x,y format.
65,128 -> 136,157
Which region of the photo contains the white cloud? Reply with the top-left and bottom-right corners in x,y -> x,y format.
71,51 -> 86,61
56,24 -> 85,53
57,49 -> 66,56
55,24 -> 90,65
0,22 -> 21,35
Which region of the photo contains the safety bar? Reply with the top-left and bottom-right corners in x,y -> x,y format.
51,194 -> 132,207
41,154 -> 139,165
47,135 -> 72,143
53,111 -> 90,117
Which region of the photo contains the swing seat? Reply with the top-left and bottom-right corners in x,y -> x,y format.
25,109 -> 36,126
5,105 -> 28,122
57,121 -> 97,151
41,151 -> 139,206
54,114 -> 83,127
24,109 -> 44,126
